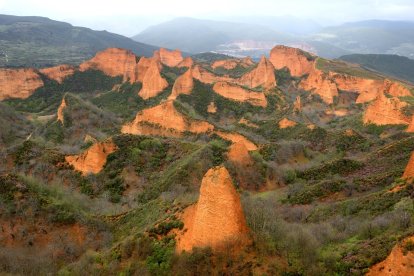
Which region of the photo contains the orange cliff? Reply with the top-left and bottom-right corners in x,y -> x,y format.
169,68 -> 193,100
367,236 -> 414,276
65,139 -> 117,175
215,131 -> 258,151
154,48 -> 184,67
212,57 -> 254,70
0,68 -> 44,100
299,68 -> 338,104
79,48 -> 139,82
39,65 -> 75,83
269,45 -> 315,77
138,59 -> 169,100
213,82 -> 267,107
192,65 -> 233,84
56,97 -> 67,124
238,56 -> 276,90
227,140 -> 253,166
363,92 -> 410,126
279,118 -> 297,129
175,166 -> 249,252
402,152 -> 414,180
121,100 -> 214,137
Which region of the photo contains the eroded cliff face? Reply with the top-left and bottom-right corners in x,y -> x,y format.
238,56 -> 276,90
79,48 -> 138,82
300,68 -> 338,104
213,81 -> 267,107
169,68 -> 193,100
176,166 -> 249,252
177,57 -> 194,68
270,45 -> 314,77
65,139 -> 117,175
367,236 -> 414,276
207,102 -> 217,113
403,152 -> 414,180
212,57 -> 254,70
39,65 -> 75,83
279,118 -> 297,129
56,97 -> 67,124
138,59 -> 169,100
294,96 -> 302,112
215,131 -> 258,151
227,141 -> 253,166
192,65 -> 233,84
121,100 -> 214,137
0,68 -> 44,100
154,48 -> 184,67
363,92 -> 410,126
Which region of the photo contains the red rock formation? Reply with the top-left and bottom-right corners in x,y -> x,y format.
177,57 -> 194,68
0,68 -> 43,100
79,48 -> 138,82
279,118 -> 297,129
154,48 -> 184,67
270,45 -> 314,77
176,166 -> 249,252
212,57 -> 254,70
215,131 -> 258,151
294,96 -> 302,112
192,65 -> 233,84
403,152 -> 414,179
406,115 -> 414,133
367,236 -> 414,276
138,59 -> 169,100
227,141 -> 253,166
65,139 -> 117,175
121,100 -> 214,137
40,65 -> 75,83
384,79 -> 412,98
300,68 -> 338,104
239,118 -> 259,128
207,102 -> 217,113
363,92 -> 410,125
213,81 -> 267,107
238,56 -> 276,89
169,68 -> 193,100
57,97 -> 67,124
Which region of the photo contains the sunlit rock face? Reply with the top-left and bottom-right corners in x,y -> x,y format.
40,65 -> 75,83
269,45 -> 314,77
0,68 -> 43,100
169,68 -> 194,100
238,56 -> 276,90
138,58 -> 168,100
213,81 -> 267,107
154,48 -> 184,67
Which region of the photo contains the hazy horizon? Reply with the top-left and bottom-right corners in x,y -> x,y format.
1,0 -> 414,36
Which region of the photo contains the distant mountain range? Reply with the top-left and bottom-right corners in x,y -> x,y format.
0,14 -> 157,68
133,18 -> 414,60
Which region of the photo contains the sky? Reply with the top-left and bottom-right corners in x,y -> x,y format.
0,0 -> 413,36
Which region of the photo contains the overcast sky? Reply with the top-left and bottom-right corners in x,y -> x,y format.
1,0 -> 413,36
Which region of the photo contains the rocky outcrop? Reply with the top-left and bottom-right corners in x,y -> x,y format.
57,97 -> 67,124
294,96 -> 302,112
0,68 -> 44,100
239,118 -> 259,128
65,139 -> 117,175
169,68 -> 193,100
176,166 -> 249,252
207,102 -> 217,113
300,68 -> 338,104
227,141 -> 253,166
212,57 -> 254,70
270,45 -> 314,77
406,115 -> 414,133
79,48 -> 138,82
363,92 -> 410,126
138,59 -> 169,100
384,80 -> 412,98
403,152 -> 414,180
121,100 -> 214,137
192,65 -> 233,84
40,65 -> 75,83
215,131 -> 258,151
367,235 -> 414,276
213,82 -> 267,107
177,57 -> 194,68
279,118 -> 297,129
154,48 -> 184,67
237,56 -> 276,90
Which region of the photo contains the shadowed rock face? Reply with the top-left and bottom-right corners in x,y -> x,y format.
79,48 -> 138,82
65,140 -> 117,175
367,236 -> 414,276
39,65 -> 75,83
121,100 -> 214,137
270,45 -> 314,77
403,152 -> 414,179
154,48 -> 184,67
138,59 -> 169,100
213,81 -> 267,107
169,68 -> 193,100
363,92 -> 410,126
177,57 -> 194,68
238,56 -> 276,90
192,65 -> 233,84
0,68 -> 44,100
56,97 -> 67,124
176,166 -> 249,252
